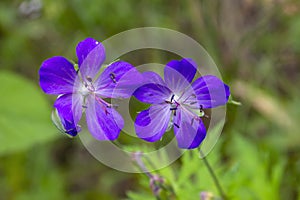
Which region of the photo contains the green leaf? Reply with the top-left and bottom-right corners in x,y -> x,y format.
0,71 -> 58,155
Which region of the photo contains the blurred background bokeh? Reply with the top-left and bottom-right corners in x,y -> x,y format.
0,0 -> 300,199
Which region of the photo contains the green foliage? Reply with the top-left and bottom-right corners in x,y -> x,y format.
0,0 -> 300,199
127,134 -> 286,200
0,71 -> 58,155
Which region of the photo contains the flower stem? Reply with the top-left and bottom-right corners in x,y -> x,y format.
132,152 -> 152,178
199,150 -> 227,200
132,152 -> 176,199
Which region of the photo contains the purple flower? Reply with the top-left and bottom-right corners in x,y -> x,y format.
39,38 -> 143,140
133,58 -> 230,149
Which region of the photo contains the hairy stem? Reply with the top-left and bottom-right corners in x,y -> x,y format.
199,150 -> 227,200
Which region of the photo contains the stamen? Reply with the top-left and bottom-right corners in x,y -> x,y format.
170,107 -> 177,111
170,94 -> 175,102
82,105 -> 88,108
94,95 -> 111,115
86,76 -> 93,82
174,123 -> 180,128
107,104 -> 119,108
110,73 -> 117,83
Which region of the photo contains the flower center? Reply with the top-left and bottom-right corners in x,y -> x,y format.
79,76 -> 95,96
79,84 -> 90,96
165,94 -> 180,111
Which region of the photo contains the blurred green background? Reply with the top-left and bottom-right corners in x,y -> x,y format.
0,0 -> 300,199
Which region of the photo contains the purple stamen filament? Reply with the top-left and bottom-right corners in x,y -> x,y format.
80,75 -> 115,115
165,92 -> 206,127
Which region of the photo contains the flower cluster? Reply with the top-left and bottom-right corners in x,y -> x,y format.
39,38 -> 230,149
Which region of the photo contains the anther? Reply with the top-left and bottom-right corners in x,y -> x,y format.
174,123 -> 180,128
86,76 -> 93,82
110,73 -> 117,83
170,94 -> 175,102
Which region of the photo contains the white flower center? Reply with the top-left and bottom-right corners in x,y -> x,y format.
79,84 -> 90,96
172,94 -> 180,102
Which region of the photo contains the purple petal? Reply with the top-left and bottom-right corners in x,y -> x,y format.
76,38 -> 103,66
54,93 -> 83,136
95,61 -> 144,98
135,104 -> 171,142
76,38 -> 106,80
133,83 -> 172,104
85,96 -> 124,140
192,75 -> 230,108
164,58 -> 197,93
133,71 -> 171,104
173,107 -> 206,149
142,71 -> 166,86
39,56 -> 77,95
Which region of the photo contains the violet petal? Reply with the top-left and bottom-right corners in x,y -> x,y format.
85,95 -> 124,140
141,71 -> 166,86
173,107 -> 206,149
135,104 -> 171,142
164,58 -> 197,93
95,61 -> 144,98
192,75 -> 230,108
76,38 -> 106,80
39,56 -> 77,95
54,93 -> 83,136
133,83 -> 172,104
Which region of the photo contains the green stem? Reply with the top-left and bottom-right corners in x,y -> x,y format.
133,152 -> 176,198
199,150 -> 227,200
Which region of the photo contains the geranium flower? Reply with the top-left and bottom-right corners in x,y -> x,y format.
39,38 -> 143,140
133,58 -> 230,149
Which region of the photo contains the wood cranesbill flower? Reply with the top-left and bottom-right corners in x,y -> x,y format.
133,58 -> 230,149
39,38 -> 143,140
